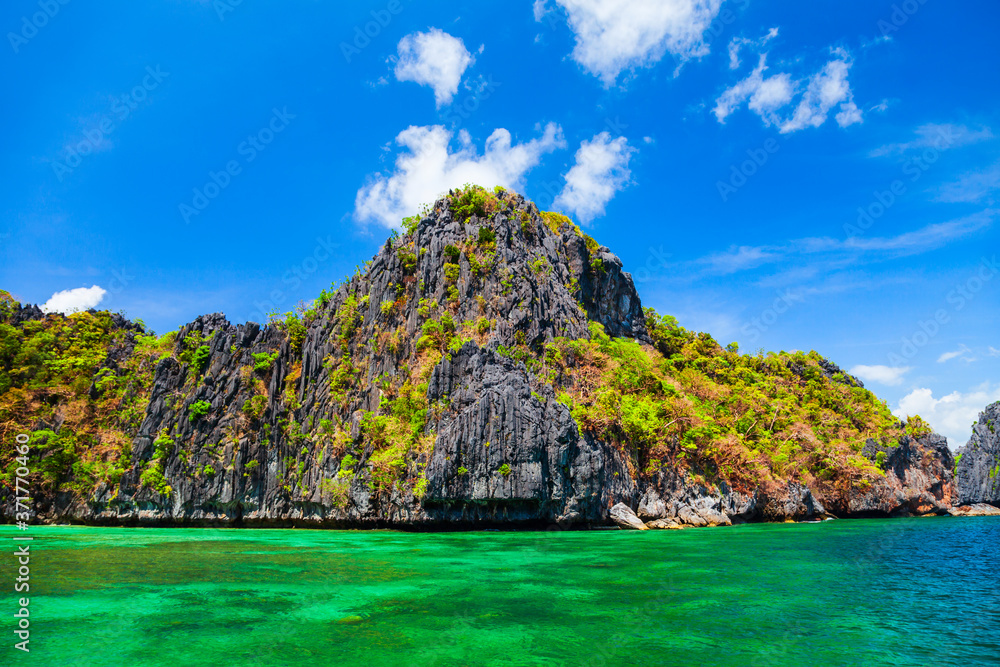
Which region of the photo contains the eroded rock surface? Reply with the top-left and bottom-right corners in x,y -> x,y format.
0,192 -> 963,529
610,503 -> 648,530
948,503 -> 1000,517
955,402 -> 1000,508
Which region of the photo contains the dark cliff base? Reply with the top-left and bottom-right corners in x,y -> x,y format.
23,508 -> 996,532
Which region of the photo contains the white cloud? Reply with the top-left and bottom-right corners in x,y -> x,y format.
860,35 -> 893,50
394,29 -> 475,107
849,364 -> 911,387
554,132 -> 636,223
355,123 -> 566,228
698,244 -> 782,275
715,46 -> 862,133
693,210 -> 995,277
727,39 -> 744,70
533,0 -> 551,21
834,101 -> 863,128
868,99 -> 890,113
988,347 -> 1000,357
749,73 -> 795,122
727,27 -> 778,70
780,50 -> 861,132
714,55 -> 793,126
937,344 -> 974,364
895,383 -> 1000,447
842,210 -> 995,253
870,123 -> 994,158
42,285 -> 107,314
553,0 -> 724,86
937,161 -> 1000,204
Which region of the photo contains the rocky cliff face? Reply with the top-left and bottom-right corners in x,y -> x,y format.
0,188 -> 966,528
845,434 -> 955,516
955,402 -> 1000,507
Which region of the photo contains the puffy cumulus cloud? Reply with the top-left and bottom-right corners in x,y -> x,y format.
782,53 -> 862,132
42,285 -> 107,314
895,383 -> 1000,448
714,45 -> 862,133
355,123 -> 566,228
714,55 -> 793,126
849,364 -> 911,387
554,132 -> 636,223
552,0 -> 724,86
394,29 -> 475,107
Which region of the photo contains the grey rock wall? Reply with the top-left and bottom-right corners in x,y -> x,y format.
955,402 -> 1000,507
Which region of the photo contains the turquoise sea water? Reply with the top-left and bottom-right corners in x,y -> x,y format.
2,518 -> 998,666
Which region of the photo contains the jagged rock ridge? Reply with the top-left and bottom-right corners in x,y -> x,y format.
0,188 -> 974,528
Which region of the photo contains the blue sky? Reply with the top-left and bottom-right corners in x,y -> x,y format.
2,0 -> 998,446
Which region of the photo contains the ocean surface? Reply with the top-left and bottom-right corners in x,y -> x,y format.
2,517 -> 998,666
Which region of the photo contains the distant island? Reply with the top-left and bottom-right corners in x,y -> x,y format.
2,186 -> 998,528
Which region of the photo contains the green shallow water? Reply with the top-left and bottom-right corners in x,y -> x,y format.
2,518 -> 998,666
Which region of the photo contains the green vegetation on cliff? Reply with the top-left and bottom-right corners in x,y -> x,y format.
0,189 -> 931,510
528,315 -> 900,495
0,293 -> 170,493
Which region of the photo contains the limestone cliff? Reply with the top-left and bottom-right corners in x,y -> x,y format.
955,402 -> 1000,508
0,187 -> 964,528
